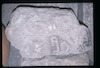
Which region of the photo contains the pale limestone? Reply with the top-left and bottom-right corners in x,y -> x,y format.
5,6 -> 92,66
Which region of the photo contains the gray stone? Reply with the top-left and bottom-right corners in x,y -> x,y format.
7,44 -> 21,66
21,53 -> 89,66
83,3 -> 93,65
5,6 -> 92,66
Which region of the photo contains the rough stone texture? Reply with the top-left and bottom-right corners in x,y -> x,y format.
2,3 -> 78,27
83,3 -> 93,47
83,3 -> 93,65
5,6 -> 92,66
21,53 -> 89,66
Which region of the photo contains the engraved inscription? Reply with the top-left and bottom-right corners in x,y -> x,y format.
60,40 -> 69,52
50,35 -> 60,55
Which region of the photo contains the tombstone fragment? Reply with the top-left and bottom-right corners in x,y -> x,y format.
5,5 -> 92,66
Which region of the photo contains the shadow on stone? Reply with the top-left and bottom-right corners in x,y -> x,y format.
7,44 -> 21,66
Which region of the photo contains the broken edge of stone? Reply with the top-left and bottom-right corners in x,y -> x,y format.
5,5 -> 92,58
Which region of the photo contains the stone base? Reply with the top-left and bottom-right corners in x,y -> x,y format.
21,53 -> 89,66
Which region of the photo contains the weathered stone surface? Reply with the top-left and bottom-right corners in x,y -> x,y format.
83,3 -> 93,65
5,6 -> 92,63
21,53 -> 89,66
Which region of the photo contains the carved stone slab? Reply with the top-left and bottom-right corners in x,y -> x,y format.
5,6 -> 92,59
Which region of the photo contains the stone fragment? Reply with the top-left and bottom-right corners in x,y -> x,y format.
5,6 -> 92,59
